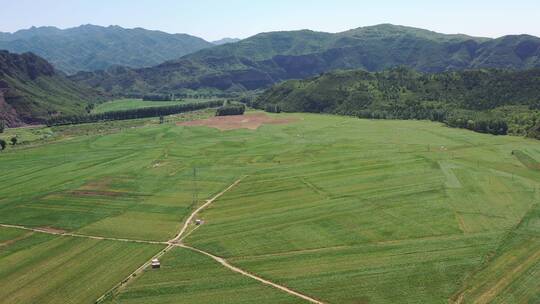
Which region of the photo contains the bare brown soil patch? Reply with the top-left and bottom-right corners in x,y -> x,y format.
80,177 -> 115,191
0,90 -> 24,127
36,226 -> 67,234
177,113 -> 297,131
73,177 -> 132,197
70,190 -> 124,197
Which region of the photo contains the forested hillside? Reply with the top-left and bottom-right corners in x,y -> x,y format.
0,51 -> 105,126
72,24 -> 540,94
0,25 -> 213,74
255,67 -> 540,138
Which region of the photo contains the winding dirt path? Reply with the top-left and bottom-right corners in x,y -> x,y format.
179,244 -> 325,304
2,176 -> 325,304
95,177 -> 248,303
170,177 -> 246,243
0,223 -> 166,245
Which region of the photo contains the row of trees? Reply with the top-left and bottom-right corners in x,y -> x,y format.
46,100 -> 223,126
265,104 -> 282,113
355,108 -> 447,122
446,113 -> 509,135
142,94 -> 173,101
122,92 -> 240,100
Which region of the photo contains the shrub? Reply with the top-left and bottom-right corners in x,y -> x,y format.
216,104 -> 245,116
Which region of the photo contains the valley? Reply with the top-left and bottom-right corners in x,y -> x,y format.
1,3 -> 540,303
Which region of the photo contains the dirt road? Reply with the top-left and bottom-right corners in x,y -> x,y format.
2,176 -> 326,304
180,244 -> 325,304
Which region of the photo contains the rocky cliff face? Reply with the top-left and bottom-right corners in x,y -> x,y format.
0,89 -> 24,127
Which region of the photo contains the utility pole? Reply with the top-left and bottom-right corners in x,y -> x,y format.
192,167 -> 198,206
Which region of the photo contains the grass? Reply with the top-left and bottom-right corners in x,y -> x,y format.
0,109 -> 215,151
103,248 -> 303,304
452,202 -> 540,304
513,150 -> 540,170
0,227 -> 163,304
1,113 -> 539,303
0,126 -> 54,146
92,98 -> 223,114
230,233 -> 502,303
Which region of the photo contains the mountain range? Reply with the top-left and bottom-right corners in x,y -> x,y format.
0,25 -> 214,74
69,24 -> 540,94
2,23 -> 540,127
212,38 -> 242,45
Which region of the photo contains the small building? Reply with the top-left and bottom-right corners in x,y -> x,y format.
151,259 -> 161,269
195,219 -> 204,226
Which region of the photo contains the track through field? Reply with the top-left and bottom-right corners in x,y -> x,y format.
1,176 -> 323,303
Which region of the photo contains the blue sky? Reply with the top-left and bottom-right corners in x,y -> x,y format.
1,0 -> 539,40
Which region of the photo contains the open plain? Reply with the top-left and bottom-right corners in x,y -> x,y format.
1,112 -> 539,303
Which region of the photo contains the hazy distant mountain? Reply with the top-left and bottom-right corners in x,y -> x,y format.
0,50 -> 104,126
72,24 -> 540,94
0,25 -> 214,74
212,38 -> 241,45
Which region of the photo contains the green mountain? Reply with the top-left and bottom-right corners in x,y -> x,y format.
255,67 -> 540,137
0,25 -> 214,74
72,24 -> 540,94
256,67 -> 540,112
212,38 -> 242,45
0,50 -> 105,127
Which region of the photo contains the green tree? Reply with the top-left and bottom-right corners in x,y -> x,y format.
10,136 -> 17,145
85,104 -> 95,114
0,139 -> 6,151
0,120 -> 5,133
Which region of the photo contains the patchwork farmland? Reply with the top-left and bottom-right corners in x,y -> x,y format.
1,112 -> 539,303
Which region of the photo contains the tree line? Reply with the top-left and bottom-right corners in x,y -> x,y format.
122,92 -> 240,100
256,67 -> 540,137
142,94 -> 173,101
46,100 -> 223,126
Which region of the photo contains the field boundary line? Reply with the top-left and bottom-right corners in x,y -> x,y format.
0,223 -> 167,245
179,244 -> 325,304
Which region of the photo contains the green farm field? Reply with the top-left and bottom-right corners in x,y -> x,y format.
0,112 -> 539,303
92,98 -> 223,113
